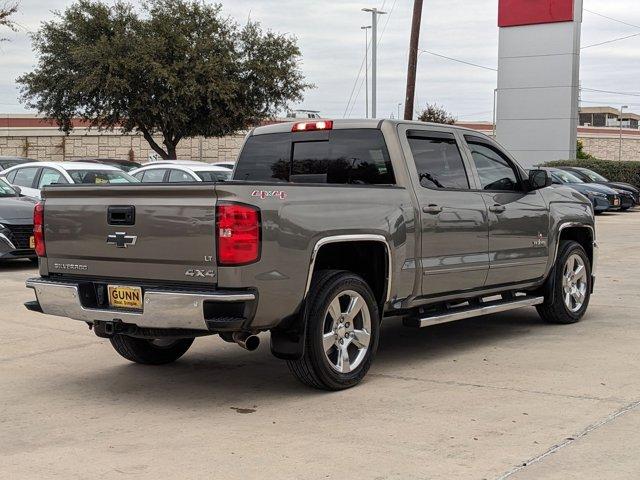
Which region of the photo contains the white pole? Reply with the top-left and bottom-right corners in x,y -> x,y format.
361,26 -> 371,118
620,105 -> 628,161
363,8 -> 386,119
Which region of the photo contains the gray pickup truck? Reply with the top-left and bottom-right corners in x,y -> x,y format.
25,119 -> 597,390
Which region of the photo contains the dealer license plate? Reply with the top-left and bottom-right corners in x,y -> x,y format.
108,285 -> 143,310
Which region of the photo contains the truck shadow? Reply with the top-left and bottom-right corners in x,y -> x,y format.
48,309 -> 552,405
0,259 -> 37,272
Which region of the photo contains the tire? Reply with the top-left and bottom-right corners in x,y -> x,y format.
536,240 -> 591,324
287,270 -> 380,390
109,335 -> 194,365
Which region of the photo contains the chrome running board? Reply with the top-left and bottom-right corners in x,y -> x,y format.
404,295 -> 544,328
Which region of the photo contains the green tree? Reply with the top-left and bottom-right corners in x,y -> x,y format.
0,2 -> 18,42
18,0 -> 311,159
417,103 -> 456,125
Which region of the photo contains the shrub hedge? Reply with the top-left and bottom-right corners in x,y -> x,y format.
545,159 -> 640,190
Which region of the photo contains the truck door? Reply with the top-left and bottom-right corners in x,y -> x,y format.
398,125 -> 490,297
461,135 -> 549,286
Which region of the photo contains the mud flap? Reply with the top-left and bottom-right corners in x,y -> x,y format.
270,311 -> 306,360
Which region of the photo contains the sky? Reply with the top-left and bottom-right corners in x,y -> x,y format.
1,0 -> 639,121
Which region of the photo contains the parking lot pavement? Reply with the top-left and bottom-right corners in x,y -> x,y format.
1,211 -> 639,480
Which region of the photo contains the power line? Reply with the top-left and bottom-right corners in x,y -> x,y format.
584,9 -> 640,31
582,31 -> 640,49
582,87 -> 640,98
418,49 -> 497,72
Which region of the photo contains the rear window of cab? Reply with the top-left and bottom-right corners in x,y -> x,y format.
234,129 -> 396,185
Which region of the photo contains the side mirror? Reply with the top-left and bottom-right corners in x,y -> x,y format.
12,185 -> 22,196
528,169 -> 551,191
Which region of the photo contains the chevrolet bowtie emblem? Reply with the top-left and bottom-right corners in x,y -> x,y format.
107,232 -> 138,248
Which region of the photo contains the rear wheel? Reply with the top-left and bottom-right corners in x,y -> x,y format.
537,240 -> 591,324
109,335 -> 194,365
287,270 -> 380,390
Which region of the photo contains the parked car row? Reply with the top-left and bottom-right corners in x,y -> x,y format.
540,166 -> 639,214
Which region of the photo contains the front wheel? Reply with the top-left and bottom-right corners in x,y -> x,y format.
110,335 -> 194,365
537,240 -> 591,324
287,270 -> 380,390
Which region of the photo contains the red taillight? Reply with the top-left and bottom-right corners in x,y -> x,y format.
292,120 -> 333,132
33,202 -> 45,257
216,203 -> 260,266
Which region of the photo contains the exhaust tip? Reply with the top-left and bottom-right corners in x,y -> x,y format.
233,332 -> 260,351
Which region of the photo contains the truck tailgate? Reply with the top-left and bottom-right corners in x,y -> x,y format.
41,184 -> 218,285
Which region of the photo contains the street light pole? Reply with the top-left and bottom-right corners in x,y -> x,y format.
362,8 -> 386,118
397,103 -> 402,120
619,105 -> 628,161
361,25 -> 371,118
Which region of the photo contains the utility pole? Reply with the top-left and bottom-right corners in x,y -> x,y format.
361,25 -> 371,118
404,0 -> 424,121
620,105 -> 628,161
362,7 -> 386,118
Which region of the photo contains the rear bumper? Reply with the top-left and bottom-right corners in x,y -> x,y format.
26,277 -> 256,331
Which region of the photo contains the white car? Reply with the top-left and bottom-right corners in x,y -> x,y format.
0,162 -> 138,199
213,161 -> 235,170
130,161 -> 232,183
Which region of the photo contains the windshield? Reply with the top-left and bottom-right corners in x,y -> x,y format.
100,161 -> 141,172
551,170 -> 583,184
196,170 -> 232,182
579,169 -> 608,182
0,177 -> 17,197
68,170 -> 138,184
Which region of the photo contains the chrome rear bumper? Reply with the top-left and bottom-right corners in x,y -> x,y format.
26,278 -> 255,331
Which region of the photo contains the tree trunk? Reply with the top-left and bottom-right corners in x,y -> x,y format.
166,142 -> 177,160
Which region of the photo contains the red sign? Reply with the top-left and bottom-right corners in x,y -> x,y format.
499,0 -> 574,27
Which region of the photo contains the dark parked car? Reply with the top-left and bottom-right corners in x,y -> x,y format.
542,168 -> 621,213
69,158 -> 142,172
0,177 -> 37,263
559,166 -> 639,206
0,156 -> 35,171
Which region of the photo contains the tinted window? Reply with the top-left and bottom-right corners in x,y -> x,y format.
234,135 -> 290,182
140,169 -> 167,183
407,132 -> 469,189
234,129 -> 396,185
68,170 -> 136,184
466,141 -> 519,191
12,167 -> 39,188
290,130 -> 395,185
168,169 -> 195,183
196,171 -> 232,182
38,168 -> 68,188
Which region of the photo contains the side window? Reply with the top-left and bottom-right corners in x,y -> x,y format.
38,168 -> 68,188
406,131 -> 470,189
168,169 -> 195,183
291,130 -> 395,185
5,170 -> 17,183
12,167 -> 39,188
465,138 -> 520,191
140,169 -> 167,183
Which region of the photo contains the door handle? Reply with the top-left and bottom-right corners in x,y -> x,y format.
423,204 -> 443,215
489,204 -> 506,213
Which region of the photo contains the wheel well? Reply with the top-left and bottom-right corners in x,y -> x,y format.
559,227 -> 593,265
312,241 -> 388,306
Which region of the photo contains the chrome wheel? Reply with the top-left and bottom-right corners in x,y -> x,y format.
322,290 -> 372,374
562,253 -> 588,313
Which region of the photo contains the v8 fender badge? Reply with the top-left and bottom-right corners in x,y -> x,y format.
251,189 -> 288,200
